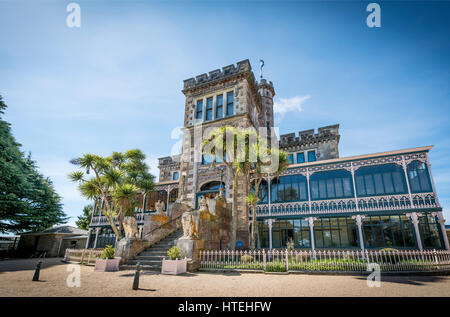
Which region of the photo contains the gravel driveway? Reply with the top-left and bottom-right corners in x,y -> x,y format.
0,258 -> 449,297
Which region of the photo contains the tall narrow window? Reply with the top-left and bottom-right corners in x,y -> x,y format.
205,97 -> 213,121
407,161 -> 432,193
216,94 -> 223,119
226,91 -> 234,116
297,152 -> 305,164
172,172 -> 179,181
288,154 -> 294,165
196,100 -> 203,120
307,150 -> 316,162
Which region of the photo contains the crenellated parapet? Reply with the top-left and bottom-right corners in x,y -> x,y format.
182,59 -> 255,92
280,124 -> 340,148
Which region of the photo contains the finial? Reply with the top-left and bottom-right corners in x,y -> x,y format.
259,59 -> 264,80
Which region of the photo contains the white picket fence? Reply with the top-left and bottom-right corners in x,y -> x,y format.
63,248 -> 104,266
199,249 -> 450,272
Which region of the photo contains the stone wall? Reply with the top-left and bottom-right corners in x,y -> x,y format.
197,196 -> 231,250
280,124 -> 340,161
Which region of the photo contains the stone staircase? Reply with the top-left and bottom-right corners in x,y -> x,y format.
122,228 -> 184,271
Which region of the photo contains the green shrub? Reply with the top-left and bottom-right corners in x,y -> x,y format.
101,245 -> 115,259
379,248 -> 398,252
241,254 -> 253,263
265,261 -> 287,272
167,246 -> 181,260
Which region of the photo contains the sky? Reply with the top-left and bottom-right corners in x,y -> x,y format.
0,0 -> 449,228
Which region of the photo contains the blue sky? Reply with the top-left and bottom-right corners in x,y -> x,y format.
1,0 -> 449,227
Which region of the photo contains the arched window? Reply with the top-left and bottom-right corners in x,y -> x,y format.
200,181 -> 223,191
407,160 -> 432,193
271,174 -> 308,203
355,164 -> 406,197
310,169 -> 353,200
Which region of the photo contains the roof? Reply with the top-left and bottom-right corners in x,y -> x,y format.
61,235 -> 88,240
21,226 -> 88,236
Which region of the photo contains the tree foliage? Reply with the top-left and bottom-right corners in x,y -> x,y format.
76,204 -> 93,230
0,95 -> 67,233
202,125 -> 289,250
69,149 -> 155,240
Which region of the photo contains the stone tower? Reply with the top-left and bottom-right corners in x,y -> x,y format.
258,78 -> 275,129
178,59 -> 272,248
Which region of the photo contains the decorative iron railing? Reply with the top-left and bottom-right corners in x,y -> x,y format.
199,249 -> 450,272
254,192 -> 439,217
90,211 -> 154,226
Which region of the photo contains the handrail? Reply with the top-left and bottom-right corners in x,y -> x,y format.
142,214 -> 183,240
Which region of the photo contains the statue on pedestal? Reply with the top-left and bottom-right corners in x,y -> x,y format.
123,216 -> 138,238
181,211 -> 198,239
155,200 -> 166,215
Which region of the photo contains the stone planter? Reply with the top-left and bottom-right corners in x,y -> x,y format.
94,257 -> 121,272
161,258 -> 187,275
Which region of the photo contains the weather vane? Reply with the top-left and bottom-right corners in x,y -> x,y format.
260,59 -> 264,80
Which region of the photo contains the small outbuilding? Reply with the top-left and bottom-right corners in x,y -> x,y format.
16,226 -> 88,258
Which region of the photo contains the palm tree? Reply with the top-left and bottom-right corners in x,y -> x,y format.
202,126 -> 249,250
248,147 -> 290,249
69,149 -> 155,241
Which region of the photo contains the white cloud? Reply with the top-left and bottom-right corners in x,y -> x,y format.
145,155 -> 160,182
273,95 -> 311,119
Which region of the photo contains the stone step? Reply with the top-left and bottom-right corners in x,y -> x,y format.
152,243 -> 173,247
138,251 -> 167,256
135,255 -> 166,261
139,251 -> 167,256
121,264 -> 161,271
129,260 -> 162,265
147,247 -> 171,251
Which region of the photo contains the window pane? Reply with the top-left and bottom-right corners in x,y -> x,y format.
196,100 -> 203,119
285,183 -> 292,201
334,178 -> 343,197
364,175 -> 375,195
319,180 -> 327,199
310,180 -> 319,200
216,95 -> 223,118
226,91 -> 234,116
392,172 -> 405,193
205,97 -> 213,121
308,150 -> 316,162
382,173 -> 394,193
343,178 -> 352,197
297,152 -> 305,163
288,154 -> 294,164
373,173 -> 384,194
356,175 -> 366,196
326,179 -> 335,198
299,182 -> 307,201
278,184 -> 285,202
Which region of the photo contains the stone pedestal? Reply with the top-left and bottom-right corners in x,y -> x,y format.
143,214 -> 152,239
115,237 -> 140,263
176,238 -> 204,272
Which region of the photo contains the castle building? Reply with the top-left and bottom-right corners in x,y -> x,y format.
88,59 -> 449,252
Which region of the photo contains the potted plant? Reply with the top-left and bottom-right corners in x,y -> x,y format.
94,245 -> 121,272
161,246 -> 187,275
